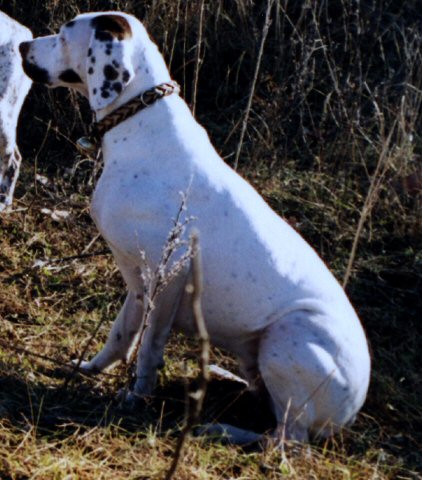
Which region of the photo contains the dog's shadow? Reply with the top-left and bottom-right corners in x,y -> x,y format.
0,362 -> 275,441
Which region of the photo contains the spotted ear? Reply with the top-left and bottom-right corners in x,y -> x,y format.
86,14 -> 135,111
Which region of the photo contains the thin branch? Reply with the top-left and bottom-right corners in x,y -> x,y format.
61,313 -> 109,390
36,249 -> 110,266
164,230 -> 209,480
0,338 -> 122,380
191,0 -> 206,118
168,0 -> 182,71
343,108 -> 398,288
234,0 -> 274,170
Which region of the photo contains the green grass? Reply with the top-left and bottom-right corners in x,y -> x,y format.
0,0 -> 422,478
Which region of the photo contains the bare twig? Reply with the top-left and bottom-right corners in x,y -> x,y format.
191,0 -> 206,117
342,98 -> 401,288
32,119 -> 52,196
168,0 -> 182,71
35,249 -> 110,266
164,230 -> 209,480
0,338 -> 122,380
234,0 -> 274,170
62,314 -> 109,390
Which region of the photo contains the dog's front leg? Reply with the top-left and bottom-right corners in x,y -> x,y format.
76,290 -> 143,373
131,279 -> 186,398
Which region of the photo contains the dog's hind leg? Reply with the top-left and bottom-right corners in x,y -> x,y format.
198,309 -> 368,447
257,309 -> 368,442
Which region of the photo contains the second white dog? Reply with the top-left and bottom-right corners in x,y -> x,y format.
20,12 -> 371,443
0,11 -> 32,212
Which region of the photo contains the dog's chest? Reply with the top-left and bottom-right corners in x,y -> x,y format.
90,159 -> 188,261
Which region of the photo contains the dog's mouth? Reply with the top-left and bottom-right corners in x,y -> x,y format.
21,60 -> 51,85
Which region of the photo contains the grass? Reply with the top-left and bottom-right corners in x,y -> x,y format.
0,0 -> 422,478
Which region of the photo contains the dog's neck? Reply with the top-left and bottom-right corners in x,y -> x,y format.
93,35 -> 172,121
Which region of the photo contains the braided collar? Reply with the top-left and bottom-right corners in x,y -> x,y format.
77,80 -> 180,156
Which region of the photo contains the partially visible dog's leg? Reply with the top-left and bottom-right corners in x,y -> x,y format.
198,310 -> 366,447
76,290 -> 143,373
195,338 -> 270,448
236,338 -> 263,393
0,147 -> 22,211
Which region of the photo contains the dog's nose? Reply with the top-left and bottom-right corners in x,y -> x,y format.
19,41 -> 30,58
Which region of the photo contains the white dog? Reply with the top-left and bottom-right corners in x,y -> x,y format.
20,12 -> 370,443
0,11 -> 32,212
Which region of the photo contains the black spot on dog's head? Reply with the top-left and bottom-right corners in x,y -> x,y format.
95,30 -> 113,42
104,64 -> 119,81
101,90 -> 110,99
59,69 -> 82,83
88,67 -> 94,75
65,20 -> 75,28
87,48 -> 92,56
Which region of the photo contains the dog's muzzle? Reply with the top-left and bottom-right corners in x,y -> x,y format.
19,42 -> 51,84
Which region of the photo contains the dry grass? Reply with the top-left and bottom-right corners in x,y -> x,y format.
0,0 -> 422,478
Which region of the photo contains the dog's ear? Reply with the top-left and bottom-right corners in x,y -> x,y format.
86,14 -> 135,110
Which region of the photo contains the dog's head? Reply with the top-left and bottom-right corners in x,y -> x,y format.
19,12 -> 137,111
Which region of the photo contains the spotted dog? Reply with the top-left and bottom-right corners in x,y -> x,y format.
0,11 -> 32,212
20,12 -> 371,444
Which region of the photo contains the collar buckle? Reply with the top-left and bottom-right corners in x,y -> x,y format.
76,136 -> 98,156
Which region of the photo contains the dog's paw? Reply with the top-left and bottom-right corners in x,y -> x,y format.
194,423 -> 263,447
117,388 -> 153,412
69,359 -> 100,375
